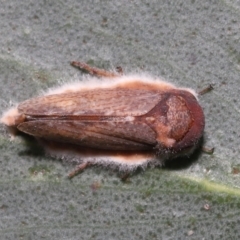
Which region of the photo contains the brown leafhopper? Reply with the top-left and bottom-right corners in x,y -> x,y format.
1,61 -> 205,177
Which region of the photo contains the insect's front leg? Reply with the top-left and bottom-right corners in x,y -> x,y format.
198,84 -> 214,154
71,60 -> 121,78
198,84 -> 214,95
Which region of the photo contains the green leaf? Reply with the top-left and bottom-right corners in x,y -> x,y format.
1,0 -> 240,239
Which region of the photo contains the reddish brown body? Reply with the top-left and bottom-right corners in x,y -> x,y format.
1,61 -> 205,176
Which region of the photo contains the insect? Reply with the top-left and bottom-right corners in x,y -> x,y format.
1,61 -> 210,178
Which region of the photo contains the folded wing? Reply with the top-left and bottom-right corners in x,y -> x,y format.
18,88 -> 163,117
18,120 -> 157,151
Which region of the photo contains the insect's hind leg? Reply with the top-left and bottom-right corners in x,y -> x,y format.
68,161 -> 92,179
71,60 -> 121,78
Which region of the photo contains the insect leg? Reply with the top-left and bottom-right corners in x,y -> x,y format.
119,172 -> 131,182
202,146 -> 214,154
68,162 -> 92,179
198,84 -> 214,95
71,60 -> 120,78
198,85 -> 214,155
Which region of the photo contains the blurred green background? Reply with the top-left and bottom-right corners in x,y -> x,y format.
1,0 -> 240,239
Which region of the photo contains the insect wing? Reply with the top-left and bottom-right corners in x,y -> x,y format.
18,88 -> 163,117
18,120 -> 157,151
